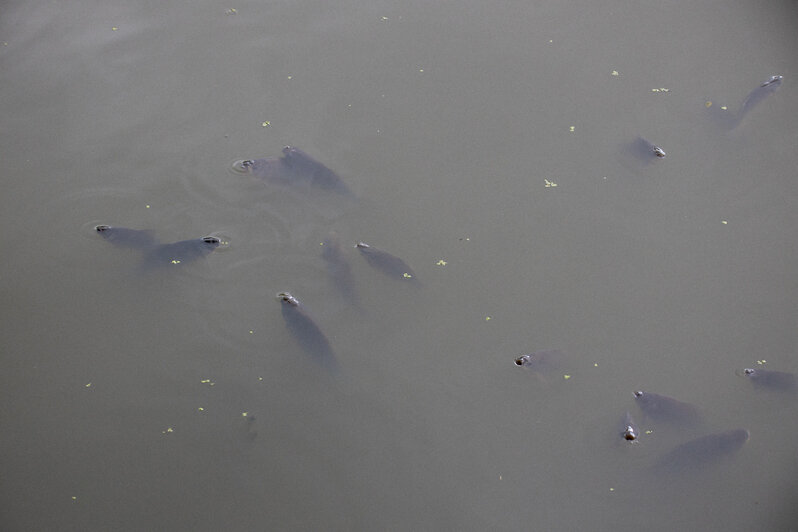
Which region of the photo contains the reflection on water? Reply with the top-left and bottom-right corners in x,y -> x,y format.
1,0 -> 797,530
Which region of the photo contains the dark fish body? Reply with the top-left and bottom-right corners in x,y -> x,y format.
277,292 -> 337,369
321,233 -> 360,308
95,225 -> 156,249
711,75 -> 783,130
144,236 -> 221,266
618,136 -> 666,172
240,146 -> 351,195
633,136 -> 666,160
620,411 -> 639,442
654,429 -> 749,473
743,367 -> 797,392
633,390 -> 701,426
737,75 -> 783,126
355,242 -> 417,282
514,349 -> 566,374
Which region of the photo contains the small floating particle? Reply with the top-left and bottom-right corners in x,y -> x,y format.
705,101 -> 713,108
72,496 -> 77,501
594,363 -> 599,367
757,360 -> 767,365
170,259 -> 181,265
485,316 -> 491,321
258,376 -> 263,381
162,427 -> 174,434
242,412 -> 249,417
611,70 -> 619,76
609,487 -> 615,492
402,272 -> 413,278
569,126 -> 575,132
85,383 -> 91,388
544,179 -> 558,188
287,75 -> 292,80
249,330 -> 254,334
225,8 -> 237,15
721,220 -> 727,225
436,260 -> 447,266
563,374 -> 571,380
651,88 -> 670,92
112,27 -> 118,31
145,204 -> 150,209
198,407 -> 205,412
262,121 -> 270,127
720,105 -> 727,111
380,16 -> 389,21
419,68 -> 424,73
645,430 -> 654,435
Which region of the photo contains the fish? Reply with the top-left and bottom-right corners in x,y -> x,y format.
321,232 -> 360,309
653,429 -> 749,473
620,411 -> 639,442
96,225 -> 222,267
742,367 -> 797,392
633,136 -> 666,160
276,292 -> 337,370
710,75 -> 783,130
736,75 -> 783,127
514,349 -> 566,373
633,390 -> 702,427
144,236 -> 221,267
355,242 -> 418,282
237,146 -> 352,195
95,224 -> 157,249
622,136 -> 666,167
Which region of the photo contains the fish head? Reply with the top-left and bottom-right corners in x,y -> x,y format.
276,292 -> 299,307
201,236 -> 221,249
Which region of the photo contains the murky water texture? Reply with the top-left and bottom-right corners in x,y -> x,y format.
1,0 -> 797,530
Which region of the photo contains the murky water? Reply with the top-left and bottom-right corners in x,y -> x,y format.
2,0 -> 797,530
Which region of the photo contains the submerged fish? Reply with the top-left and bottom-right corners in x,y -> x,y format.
633,390 -> 702,427
355,242 -> 418,282
742,367 -> 797,392
95,224 -> 157,249
653,429 -> 749,473
711,75 -> 783,130
621,136 -> 666,167
321,232 -> 360,309
144,236 -> 221,267
514,349 -> 566,373
277,291 -> 337,370
620,411 -> 639,442
96,225 -> 221,267
634,136 -> 666,159
238,146 -> 351,195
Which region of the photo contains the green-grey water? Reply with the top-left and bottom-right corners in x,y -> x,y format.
2,1 -> 797,530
